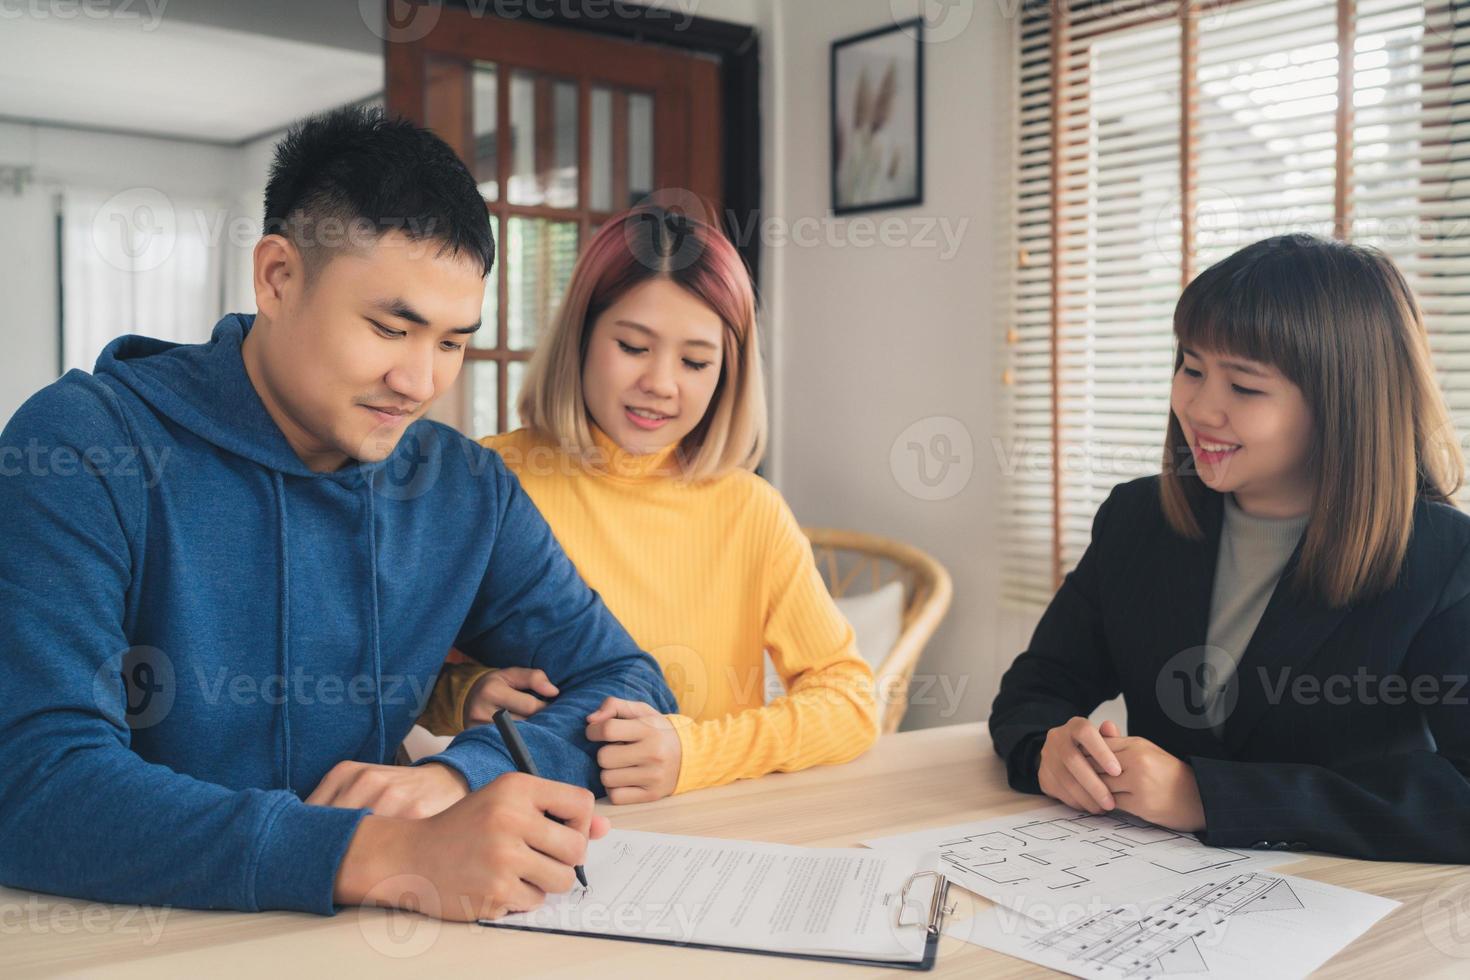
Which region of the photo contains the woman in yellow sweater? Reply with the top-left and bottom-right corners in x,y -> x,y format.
416,207 -> 879,802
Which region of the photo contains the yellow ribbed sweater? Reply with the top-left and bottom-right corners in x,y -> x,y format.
417,425 -> 878,794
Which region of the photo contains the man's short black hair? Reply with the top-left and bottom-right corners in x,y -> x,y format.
263,104 -> 495,278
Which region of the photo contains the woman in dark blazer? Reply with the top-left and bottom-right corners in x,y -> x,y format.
990,234 -> 1470,865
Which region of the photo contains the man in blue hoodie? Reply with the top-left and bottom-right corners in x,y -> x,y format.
0,106 -> 677,922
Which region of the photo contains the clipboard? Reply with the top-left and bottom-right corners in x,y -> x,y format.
481,869 -> 954,971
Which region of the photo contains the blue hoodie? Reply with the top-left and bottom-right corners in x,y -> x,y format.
0,314 -> 676,915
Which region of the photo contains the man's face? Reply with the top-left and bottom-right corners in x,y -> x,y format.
248,230 -> 486,471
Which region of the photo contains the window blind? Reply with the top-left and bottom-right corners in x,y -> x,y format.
1003,0 -> 1470,607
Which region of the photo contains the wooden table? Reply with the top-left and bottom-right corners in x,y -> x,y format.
4,723 -> 1468,978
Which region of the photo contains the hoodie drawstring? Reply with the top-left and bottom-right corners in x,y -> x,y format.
272,472 -> 388,795
366,487 -> 386,765
272,471 -> 293,794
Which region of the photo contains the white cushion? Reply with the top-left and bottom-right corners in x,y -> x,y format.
399,724 -> 453,764
836,580 -> 906,670
764,579 -> 906,701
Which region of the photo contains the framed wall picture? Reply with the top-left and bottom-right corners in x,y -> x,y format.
831,18 -> 924,215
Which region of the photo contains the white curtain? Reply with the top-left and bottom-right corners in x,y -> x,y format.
61,187 -> 224,374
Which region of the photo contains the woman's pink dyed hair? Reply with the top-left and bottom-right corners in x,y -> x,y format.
516,206 -> 767,479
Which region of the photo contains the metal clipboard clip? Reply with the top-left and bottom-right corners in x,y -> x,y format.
896,870 -> 955,937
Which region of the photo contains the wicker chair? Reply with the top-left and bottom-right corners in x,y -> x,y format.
802,528 -> 953,735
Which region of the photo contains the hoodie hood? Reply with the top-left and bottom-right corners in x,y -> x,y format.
94,313 -> 390,790
95,313 -> 370,481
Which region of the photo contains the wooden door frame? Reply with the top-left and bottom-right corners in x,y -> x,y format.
391,0 -> 762,288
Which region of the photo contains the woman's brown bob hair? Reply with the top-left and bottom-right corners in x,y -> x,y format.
516,206 -> 767,481
1161,233 -> 1463,608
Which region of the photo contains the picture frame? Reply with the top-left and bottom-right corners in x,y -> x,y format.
830,18 -> 925,215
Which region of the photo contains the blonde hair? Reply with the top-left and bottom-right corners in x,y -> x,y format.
1160,234 -> 1463,608
516,206 -> 767,481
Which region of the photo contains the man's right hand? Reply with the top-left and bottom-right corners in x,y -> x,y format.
333,771 -> 608,922
1037,716 -> 1123,814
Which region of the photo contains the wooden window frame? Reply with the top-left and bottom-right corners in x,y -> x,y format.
1035,0 -> 1388,591
382,0 -> 761,435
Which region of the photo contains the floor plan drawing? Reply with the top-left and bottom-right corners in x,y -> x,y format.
957,870 -> 1398,980
1029,873 -> 1305,977
936,810 -> 1258,893
864,803 -> 1301,920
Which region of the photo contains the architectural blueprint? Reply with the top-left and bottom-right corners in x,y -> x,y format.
951,870 -> 1399,979
863,803 -> 1301,923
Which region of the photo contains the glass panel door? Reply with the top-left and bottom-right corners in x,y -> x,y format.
386,9 -> 722,436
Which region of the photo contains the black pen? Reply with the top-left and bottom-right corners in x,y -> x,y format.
492,708 -> 589,888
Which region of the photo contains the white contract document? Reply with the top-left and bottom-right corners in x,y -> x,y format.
950,870 -> 1399,979
864,803 -> 1300,925
483,829 -> 950,970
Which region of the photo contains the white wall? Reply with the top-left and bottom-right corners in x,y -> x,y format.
754,0 -> 1031,730
681,0 -> 757,23
0,120 -> 245,425
1,1 -> 1044,735
0,183 -> 59,428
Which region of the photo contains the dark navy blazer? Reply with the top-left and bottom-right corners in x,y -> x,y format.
990,475 -> 1470,863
